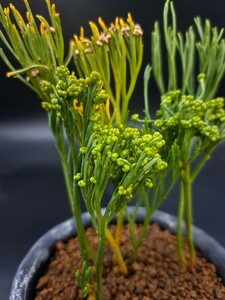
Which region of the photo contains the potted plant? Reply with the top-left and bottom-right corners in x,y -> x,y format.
1,0 -> 225,299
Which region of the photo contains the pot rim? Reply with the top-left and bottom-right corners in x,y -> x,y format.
10,207 -> 225,300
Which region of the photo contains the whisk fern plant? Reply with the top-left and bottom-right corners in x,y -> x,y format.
1,0 -> 225,299
144,0 -> 225,269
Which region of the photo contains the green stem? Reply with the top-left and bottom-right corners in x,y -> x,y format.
60,155 -> 90,264
51,118 -> 93,292
176,180 -> 185,265
182,164 -> 195,270
59,148 -> 94,293
129,204 -> 154,262
130,178 -> 163,261
144,64 -> 152,121
95,222 -> 106,300
130,169 -> 178,262
190,143 -> 216,182
72,183 -> 91,265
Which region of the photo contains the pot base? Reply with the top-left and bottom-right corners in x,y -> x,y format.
34,223 -> 225,300
10,209 -> 225,300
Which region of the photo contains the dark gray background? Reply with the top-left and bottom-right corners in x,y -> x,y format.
1,1 -> 225,299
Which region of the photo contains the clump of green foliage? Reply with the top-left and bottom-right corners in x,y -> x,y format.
145,0 -> 225,269
1,0 -> 225,299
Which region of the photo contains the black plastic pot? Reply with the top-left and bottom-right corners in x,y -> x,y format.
10,207 -> 225,300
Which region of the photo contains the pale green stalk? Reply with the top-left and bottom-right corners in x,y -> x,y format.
95,223 -> 106,300
48,112 -> 92,277
176,181 -> 185,265
181,164 -> 195,270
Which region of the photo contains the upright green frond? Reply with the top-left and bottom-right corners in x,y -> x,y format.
163,0 -> 177,90
151,22 -> 165,94
149,0 -> 225,101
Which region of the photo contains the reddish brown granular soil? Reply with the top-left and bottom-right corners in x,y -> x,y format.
35,224 -> 225,300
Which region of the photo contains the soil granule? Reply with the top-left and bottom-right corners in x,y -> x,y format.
34,223 -> 225,299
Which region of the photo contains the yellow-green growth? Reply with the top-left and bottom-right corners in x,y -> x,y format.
73,14 -> 143,125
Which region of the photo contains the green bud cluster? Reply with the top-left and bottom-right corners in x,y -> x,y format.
145,178 -> 153,189
93,91 -> 108,104
41,80 -> 52,93
78,180 -> 86,187
40,67 -> 109,129
77,124 -> 167,204
154,91 -> 225,142
131,114 -> 139,121
42,92 -> 62,113
55,67 -> 82,100
55,65 -> 70,79
118,184 -> 133,200
74,173 -> 82,180
41,67 -> 104,105
41,66 -> 79,114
